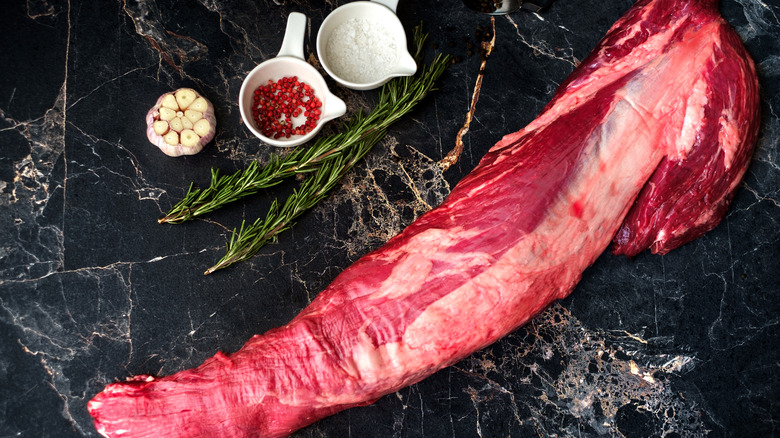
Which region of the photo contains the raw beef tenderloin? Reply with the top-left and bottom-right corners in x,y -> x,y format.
88,0 -> 760,436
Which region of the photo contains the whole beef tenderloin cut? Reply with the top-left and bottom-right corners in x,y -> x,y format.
87,0 -> 760,436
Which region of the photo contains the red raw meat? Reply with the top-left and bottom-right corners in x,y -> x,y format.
87,0 -> 760,436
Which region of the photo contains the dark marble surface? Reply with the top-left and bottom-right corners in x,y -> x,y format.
1,0 -> 778,437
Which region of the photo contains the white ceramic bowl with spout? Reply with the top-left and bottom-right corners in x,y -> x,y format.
239,12 -> 346,147
316,0 -> 417,91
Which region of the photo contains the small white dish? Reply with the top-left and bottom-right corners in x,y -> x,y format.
239,12 -> 346,147
316,0 -> 417,91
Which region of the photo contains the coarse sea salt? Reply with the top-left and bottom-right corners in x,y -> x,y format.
326,17 -> 398,84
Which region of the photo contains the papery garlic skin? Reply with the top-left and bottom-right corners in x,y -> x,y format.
146,88 -> 217,157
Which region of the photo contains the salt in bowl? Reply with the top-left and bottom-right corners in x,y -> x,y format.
316,0 -> 417,91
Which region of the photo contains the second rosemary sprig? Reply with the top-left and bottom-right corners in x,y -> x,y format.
204,127 -> 387,274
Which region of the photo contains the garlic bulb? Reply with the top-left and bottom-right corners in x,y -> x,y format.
146,88 -> 216,157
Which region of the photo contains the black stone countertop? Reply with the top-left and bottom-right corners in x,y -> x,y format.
1,0 -> 778,437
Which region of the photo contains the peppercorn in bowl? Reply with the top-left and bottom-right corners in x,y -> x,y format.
239,12 -> 346,147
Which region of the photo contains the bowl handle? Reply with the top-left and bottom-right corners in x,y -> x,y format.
323,93 -> 347,121
277,12 -> 307,60
393,50 -> 418,76
371,0 -> 399,13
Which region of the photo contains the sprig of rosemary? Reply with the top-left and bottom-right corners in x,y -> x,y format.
205,41 -> 451,274
204,129 -> 386,274
159,25 -> 444,225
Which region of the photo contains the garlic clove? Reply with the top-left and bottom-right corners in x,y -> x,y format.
193,118 -> 212,137
180,129 -> 201,148
189,97 -> 210,113
175,89 -> 197,110
164,131 -> 179,146
180,116 -> 194,130
161,94 -> 179,110
159,107 -> 177,121
184,109 -> 201,124
169,117 -> 184,132
153,120 -> 169,135
146,88 -> 217,157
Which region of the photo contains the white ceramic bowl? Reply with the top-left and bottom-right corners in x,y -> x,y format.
239,12 -> 346,147
316,0 -> 417,91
